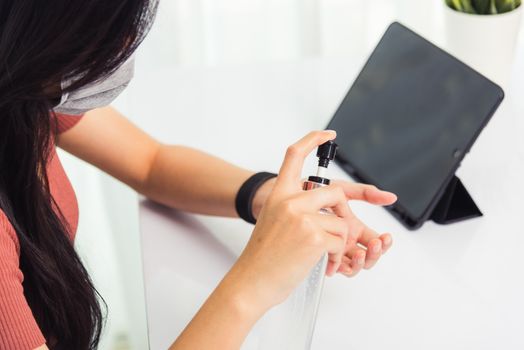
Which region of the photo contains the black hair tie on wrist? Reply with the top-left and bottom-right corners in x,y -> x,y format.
235,172 -> 277,225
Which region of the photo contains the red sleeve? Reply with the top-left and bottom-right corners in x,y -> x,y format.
0,212 -> 46,350
54,113 -> 84,134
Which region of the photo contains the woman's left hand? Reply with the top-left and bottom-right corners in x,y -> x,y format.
252,178 -> 397,277
328,180 -> 396,277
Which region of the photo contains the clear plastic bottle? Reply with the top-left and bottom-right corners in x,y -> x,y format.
257,141 -> 338,350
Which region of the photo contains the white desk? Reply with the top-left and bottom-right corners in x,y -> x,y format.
131,43 -> 524,349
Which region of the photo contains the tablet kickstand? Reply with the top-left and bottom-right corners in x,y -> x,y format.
430,175 -> 483,225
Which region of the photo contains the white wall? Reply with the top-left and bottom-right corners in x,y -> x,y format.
140,0 -> 443,68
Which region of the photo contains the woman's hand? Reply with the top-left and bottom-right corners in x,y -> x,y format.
328,180 -> 396,277
225,130 -> 353,314
250,139 -> 397,279
171,131 -> 396,349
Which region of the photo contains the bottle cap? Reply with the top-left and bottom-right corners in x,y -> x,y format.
317,141 -> 338,168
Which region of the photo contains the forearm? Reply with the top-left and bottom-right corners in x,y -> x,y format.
170,268 -> 264,349
58,107 -> 275,218
140,145 -> 254,217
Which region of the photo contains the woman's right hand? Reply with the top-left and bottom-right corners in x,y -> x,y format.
171,130 -> 394,350
224,130 -> 352,315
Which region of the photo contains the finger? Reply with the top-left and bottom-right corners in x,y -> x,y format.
307,213 -> 350,276
339,202 -> 361,244
348,220 -> 382,269
331,181 -> 397,206
362,237 -> 382,270
316,214 -> 348,276
276,130 -> 336,190
336,255 -> 356,276
301,186 -> 352,275
322,231 -> 346,275
326,199 -> 352,275
354,219 -> 380,247
297,185 -> 351,219
379,233 -> 393,254
309,213 -> 348,237
340,246 -> 366,277
336,256 -> 353,275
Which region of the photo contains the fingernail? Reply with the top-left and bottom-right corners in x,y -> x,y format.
373,244 -> 381,253
358,256 -> 365,265
325,129 -> 337,136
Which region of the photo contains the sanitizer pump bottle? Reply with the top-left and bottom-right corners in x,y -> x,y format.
257,141 -> 338,350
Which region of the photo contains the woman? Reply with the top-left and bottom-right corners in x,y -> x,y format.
0,1 -> 397,349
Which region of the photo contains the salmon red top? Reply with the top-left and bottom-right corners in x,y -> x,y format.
0,114 -> 83,350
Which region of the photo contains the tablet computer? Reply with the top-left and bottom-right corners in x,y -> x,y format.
327,22 -> 504,230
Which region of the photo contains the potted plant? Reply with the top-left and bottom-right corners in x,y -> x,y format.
444,0 -> 522,86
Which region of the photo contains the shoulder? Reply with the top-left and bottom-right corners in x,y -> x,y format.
54,113 -> 84,134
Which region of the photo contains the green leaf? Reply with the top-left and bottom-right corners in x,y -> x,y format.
489,0 -> 498,13
461,0 -> 478,13
472,0 -> 491,13
445,0 -> 458,10
495,0 -> 519,13
448,0 -> 464,11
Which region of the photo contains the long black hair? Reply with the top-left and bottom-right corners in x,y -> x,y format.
0,1 -> 157,349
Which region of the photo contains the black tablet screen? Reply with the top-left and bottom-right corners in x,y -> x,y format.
328,23 -> 503,222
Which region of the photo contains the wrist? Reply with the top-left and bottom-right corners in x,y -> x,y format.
217,265 -> 269,324
251,177 -> 276,220
171,262 -> 268,350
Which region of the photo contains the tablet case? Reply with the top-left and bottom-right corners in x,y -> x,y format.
429,175 -> 482,225
338,160 -> 483,227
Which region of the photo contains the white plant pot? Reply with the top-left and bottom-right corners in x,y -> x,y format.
444,4 -> 522,87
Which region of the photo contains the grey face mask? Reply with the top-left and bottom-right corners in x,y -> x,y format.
53,57 -> 135,115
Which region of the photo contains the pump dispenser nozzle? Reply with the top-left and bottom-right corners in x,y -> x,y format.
304,140 -> 338,189
317,140 -> 338,169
